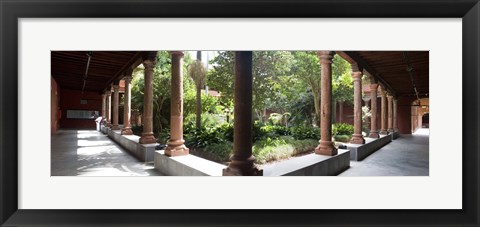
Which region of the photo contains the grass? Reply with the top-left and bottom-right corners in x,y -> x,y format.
191,136 -> 318,165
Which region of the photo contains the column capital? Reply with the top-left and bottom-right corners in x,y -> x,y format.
141,51 -> 157,61
142,59 -> 155,69
387,95 -> 393,100
124,75 -> 132,84
317,51 -> 335,63
169,51 -> 184,57
113,84 -> 120,91
351,63 -> 363,73
351,71 -> 362,80
105,90 -> 111,96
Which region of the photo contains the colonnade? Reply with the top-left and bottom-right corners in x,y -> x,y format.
100,50 -> 400,176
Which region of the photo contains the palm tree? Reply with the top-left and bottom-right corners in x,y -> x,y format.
188,51 -> 207,129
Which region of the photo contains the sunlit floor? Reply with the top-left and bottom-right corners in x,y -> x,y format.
51,130 -> 163,176
339,128 -> 429,176
52,128 -> 429,176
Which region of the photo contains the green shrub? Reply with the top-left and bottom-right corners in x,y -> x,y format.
333,134 -> 351,142
290,126 -> 319,140
217,123 -> 234,142
131,125 -> 143,136
185,127 -> 224,148
332,123 -> 354,136
157,128 -> 170,144
252,121 -> 266,142
252,137 -> 318,164
192,141 -> 233,163
261,125 -> 291,137
288,138 -> 318,155
184,113 -> 223,132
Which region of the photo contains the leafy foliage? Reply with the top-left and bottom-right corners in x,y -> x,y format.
252,136 -> 318,164
332,54 -> 354,104
184,127 -> 224,149
209,51 -> 295,117
332,123 -> 354,136
290,51 -> 322,121
333,135 -> 351,142
188,59 -> 207,129
290,125 -> 320,140
261,125 -> 290,137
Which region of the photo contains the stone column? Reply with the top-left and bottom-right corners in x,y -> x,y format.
393,98 -> 399,132
379,87 -> 388,135
111,82 -> 120,130
350,67 -> 365,144
105,90 -> 112,127
139,51 -> 157,144
101,93 -> 106,118
387,95 -> 394,133
223,51 -> 262,176
315,51 -> 337,156
121,71 -> 133,135
165,51 -> 189,156
369,83 -> 379,138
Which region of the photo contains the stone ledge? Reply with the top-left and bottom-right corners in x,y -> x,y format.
346,134 -> 391,161
262,149 -> 350,176
391,131 -> 400,140
154,150 -> 227,176
102,126 -> 157,162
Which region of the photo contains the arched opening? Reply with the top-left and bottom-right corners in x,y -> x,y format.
411,98 -> 429,133
422,113 -> 429,128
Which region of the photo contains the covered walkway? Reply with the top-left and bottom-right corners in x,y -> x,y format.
339,128 -> 429,176
52,128 -> 429,176
51,130 -> 163,176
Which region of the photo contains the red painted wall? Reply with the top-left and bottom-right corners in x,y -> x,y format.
397,96 -> 416,134
335,102 -> 354,125
59,89 -> 102,129
51,77 -> 59,134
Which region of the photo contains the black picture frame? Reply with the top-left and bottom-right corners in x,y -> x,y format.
1,0 -> 479,226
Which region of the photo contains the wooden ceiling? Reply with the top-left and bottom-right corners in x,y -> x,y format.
51,51 -> 142,93
337,51 -> 429,98
52,51 -> 428,99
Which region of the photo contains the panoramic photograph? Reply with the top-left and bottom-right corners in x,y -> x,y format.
50,50 -> 429,176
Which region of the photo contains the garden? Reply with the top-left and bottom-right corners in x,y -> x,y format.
130,51 -> 370,165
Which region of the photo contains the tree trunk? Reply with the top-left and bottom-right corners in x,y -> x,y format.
196,86 -> 202,129
313,91 -> 321,126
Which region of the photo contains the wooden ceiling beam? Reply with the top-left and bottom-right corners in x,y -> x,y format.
336,51 -> 397,98
102,51 -> 143,93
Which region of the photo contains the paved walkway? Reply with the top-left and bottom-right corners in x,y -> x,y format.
51,130 -> 163,176
339,128 -> 429,176
52,128 -> 429,176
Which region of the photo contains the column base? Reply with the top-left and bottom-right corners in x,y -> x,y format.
121,127 -> 133,135
379,130 -> 388,135
111,124 -> 120,130
369,131 -> 380,138
387,128 -> 394,133
350,134 -> 365,144
139,133 -> 157,144
222,156 -> 263,176
315,141 -> 338,156
106,122 -> 111,127
164,144 -> 189,157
